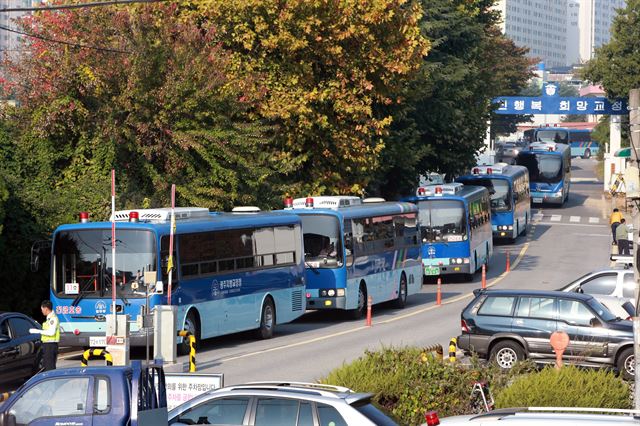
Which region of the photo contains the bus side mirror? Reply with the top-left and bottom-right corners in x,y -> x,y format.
30,240 -> 52,272
0,412 -> 17,426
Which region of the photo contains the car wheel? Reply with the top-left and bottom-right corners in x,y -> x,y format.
178,311 -> 200,356
392,274 -> 408,309
490,341 -> 525,369
349,283 -> 367,319
255,298 -> 276,339
583,149 -> 591,159
617,347 -> 634,380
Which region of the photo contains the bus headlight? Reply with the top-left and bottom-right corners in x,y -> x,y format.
327,289 -> 336,297
336,289 -> 345,297
507,225 -> 513,230
450,258 -> 463,264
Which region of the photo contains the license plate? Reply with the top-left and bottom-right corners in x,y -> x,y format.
533,197 -> 543,203
424,266 -> 440,276
90,336 -> 107,347
447,235 -> 463,242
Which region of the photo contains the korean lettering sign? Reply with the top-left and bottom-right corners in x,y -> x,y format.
493,97 -> 628,115
164,373 -> 224,410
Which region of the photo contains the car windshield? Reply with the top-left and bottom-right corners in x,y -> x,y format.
300,214 -> 343,268
586,297 -> 618,322
417,200 -> 466,243
53,229 -> 157,299
517,153 -> 563,183
460,178 -> 511,213
537,130 -> 569,144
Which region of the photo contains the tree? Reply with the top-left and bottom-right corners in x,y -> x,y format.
200,0 -> 429,195
582,0 -> 640,99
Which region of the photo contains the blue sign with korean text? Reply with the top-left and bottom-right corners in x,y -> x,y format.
493,96 -> 628,115
493,82 -> 628,115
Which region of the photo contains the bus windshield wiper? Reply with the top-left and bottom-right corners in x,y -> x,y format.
72,274 -> 99,307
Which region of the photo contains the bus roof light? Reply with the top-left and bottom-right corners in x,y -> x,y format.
435,187 -> 443,195
79,212 -> 90,223
129,211 -> 139,222
424,411 -> 440,426
417,187 -> 426,195
284,196 -> 293,209
472,168 -> 480,175
305,197 -> 314,208
487,168 -> 492,174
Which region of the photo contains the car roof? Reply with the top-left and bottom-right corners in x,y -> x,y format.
0,312 -> 35,321
475,289 -> 594,301
168,382 -> 373,416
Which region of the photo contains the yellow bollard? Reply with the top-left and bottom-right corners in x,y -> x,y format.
449,337 -> 457,363
81,348 -> 113,367
178,330 -> 197,372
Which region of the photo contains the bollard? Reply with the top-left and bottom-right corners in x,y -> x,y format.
178,330 -> 197,372
366,296 -> 373,326
449,337 -> 457,363
81,348 -> 114,367
505,250 -> 510,272
436,278 -> 442,306
481,263 -> 487,289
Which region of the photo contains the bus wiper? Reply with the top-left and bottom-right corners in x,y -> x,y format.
305,262 -> 321,275
104,274 -> 130,305
72,276 -> 99,307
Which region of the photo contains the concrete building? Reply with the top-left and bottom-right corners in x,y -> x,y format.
578,0 -> 626,62
495,0 -> 626,67
495,0 -> 569,68
1,0 -> 40,57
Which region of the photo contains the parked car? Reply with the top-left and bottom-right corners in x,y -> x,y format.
457,289 -> 635,379
437,407 -> 640,425
496,141 -> 528,165
169,382 -> 400,426
0,312 -> 42,387
558,268 -> 636,318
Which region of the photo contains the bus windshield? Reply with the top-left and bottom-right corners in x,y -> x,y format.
417,200 -> 466,242
517,153 -> 563,183
53,229 -> 157,298
462,178 -> 511,212
536,130 -> 568,144
300,215 -> 343,268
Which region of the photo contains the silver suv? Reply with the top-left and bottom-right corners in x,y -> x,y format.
168,382 -> 400,426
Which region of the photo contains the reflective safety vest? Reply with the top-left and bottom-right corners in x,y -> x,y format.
42,313 -> 60,343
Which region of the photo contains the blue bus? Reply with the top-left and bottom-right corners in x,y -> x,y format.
525,127 -> 597,159
283,196 -> 422,318
403,184 -> 493,281
516,142 -> 571,205
456,164 -> 531,242
47,207 -> 305,353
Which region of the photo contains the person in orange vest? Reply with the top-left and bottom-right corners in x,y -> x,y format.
29,300 -> 60,371
610,208 -> 623,245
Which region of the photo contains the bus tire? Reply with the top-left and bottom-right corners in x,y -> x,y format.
392,274 -> 408,309
349,282 -> 367,319
256,298 -> 276,339
179,311 -> 200,356
583,149 -> 591,159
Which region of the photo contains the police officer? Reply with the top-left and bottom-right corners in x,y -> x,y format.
29,300 -> 60,371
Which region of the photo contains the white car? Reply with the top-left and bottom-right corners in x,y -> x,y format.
558,268 -> 636,318
168,381 -> 400,426
436,407 -> 640,425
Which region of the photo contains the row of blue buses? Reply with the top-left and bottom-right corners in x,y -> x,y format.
524,126 -> 598,159
41,156 -> 562,350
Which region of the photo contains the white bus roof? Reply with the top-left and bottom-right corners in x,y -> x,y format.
291,196 -> 362,210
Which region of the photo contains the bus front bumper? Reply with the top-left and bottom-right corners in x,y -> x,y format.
492,225 -> 514,238
305,289 -> 347,310
531,191 -> 563,204
423,261 -> 471,276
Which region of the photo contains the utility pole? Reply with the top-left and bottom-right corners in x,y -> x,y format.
630,88 -> 640,409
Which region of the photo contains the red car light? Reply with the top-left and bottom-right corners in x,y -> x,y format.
461,319 -> 470,333
424,411 -> 440,425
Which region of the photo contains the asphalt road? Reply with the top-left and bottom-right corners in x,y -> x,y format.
56,158 -> 613,386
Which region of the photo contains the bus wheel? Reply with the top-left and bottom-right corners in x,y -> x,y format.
179,311 -> 200,356
256,298 -> 276,340
349,283 -> 367,319
392,274 -> 408,309
583,149 -> 591,159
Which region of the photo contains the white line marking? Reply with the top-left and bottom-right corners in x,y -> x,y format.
580,234 -> 609,237
569,216 -> 580,222
533,213 -> 544,221
550,215 -> 562,222
537,221 -> 606,228
589,217 -> 600,224
570,177 -> 599,183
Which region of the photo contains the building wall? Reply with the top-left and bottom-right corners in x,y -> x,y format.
578,0 -> 626,62
0,0 -> 38,57
566,0 -> 580,65
495,0 -> 568,68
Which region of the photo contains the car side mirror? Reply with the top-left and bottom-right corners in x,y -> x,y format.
590,317 -> 601,327
576,286 -> 584,294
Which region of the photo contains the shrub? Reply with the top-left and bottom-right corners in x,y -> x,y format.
495,366 -> 631,409
319,346 -> 535,425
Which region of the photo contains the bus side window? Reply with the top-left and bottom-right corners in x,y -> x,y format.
344,220 -> 354,266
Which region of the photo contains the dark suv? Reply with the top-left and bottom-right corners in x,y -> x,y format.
457,289 -> 635,379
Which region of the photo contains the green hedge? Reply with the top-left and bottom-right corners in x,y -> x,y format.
319,346 -> 535,425
495,366 -> 631,409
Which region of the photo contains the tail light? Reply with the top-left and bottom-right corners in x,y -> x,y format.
461,319 -> 470,333
424,411 -> 440,426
